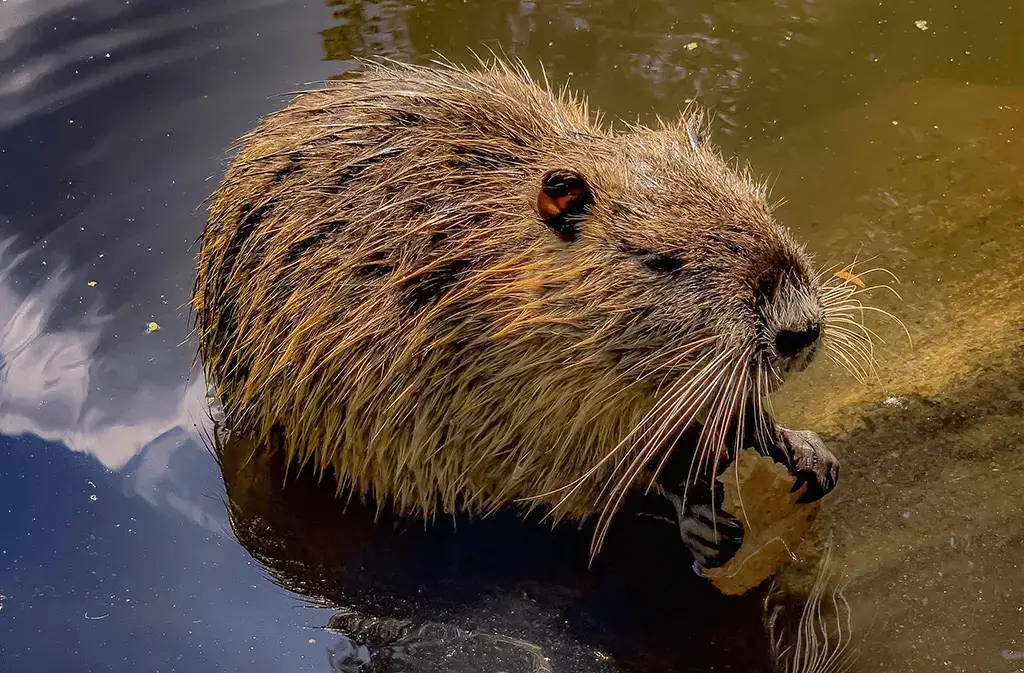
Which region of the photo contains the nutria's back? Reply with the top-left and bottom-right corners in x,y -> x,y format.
193,59 -> 838,537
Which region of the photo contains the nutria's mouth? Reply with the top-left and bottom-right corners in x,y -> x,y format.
754,333 -> 822,397
669,392 -> 779,468
775,339 -> 821,380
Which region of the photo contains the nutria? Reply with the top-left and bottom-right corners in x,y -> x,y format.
192,57 -> 879,567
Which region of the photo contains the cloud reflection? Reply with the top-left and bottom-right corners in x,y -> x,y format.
0,235 -> 218,526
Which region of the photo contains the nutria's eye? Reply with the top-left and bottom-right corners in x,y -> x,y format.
637,251 -> 683,273
756,274 -> 778,303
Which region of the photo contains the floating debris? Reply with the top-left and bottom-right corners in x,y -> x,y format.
684,42 -> 699,51
87,281 -> 97,287
915,20 -> 929,31
833,270 -> 866,288
884,396 -> 908,408
145,321 -> 161,333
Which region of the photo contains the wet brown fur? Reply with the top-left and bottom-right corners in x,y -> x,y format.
192,58 -> 852,541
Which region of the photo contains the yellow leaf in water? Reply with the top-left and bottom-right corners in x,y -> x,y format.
833,270 -> 866,288
684,42 -> 699,51
87,281 -> 97,287
703,449 -> 821,595
145,321 -> 161,333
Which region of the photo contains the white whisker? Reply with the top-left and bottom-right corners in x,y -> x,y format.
766,537 -> 862,673
591,357 -> 731,548
590,344 -> 747,555
824,344 -> 870,383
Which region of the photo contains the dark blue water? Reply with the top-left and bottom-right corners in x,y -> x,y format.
1,435 -> 337,672
1,2 -> 344,671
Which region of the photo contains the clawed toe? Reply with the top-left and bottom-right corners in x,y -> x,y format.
663,493 -> 744,571
778,427 -> 840,504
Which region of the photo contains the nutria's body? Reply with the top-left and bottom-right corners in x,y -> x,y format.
194,59 -> 861,562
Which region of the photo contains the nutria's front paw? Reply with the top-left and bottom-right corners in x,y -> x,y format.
777,427 -> 839,504
662,491 -> 744,573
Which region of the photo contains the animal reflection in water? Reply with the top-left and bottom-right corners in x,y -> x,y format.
213,429 -> 862,673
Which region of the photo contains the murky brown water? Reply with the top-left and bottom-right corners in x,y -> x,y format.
765,79 -> 1024,672
2,0 -> 1022,671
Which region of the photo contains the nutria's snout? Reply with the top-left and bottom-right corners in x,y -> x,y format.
754,268 -> 827,386
775,320 -> 821,359
770,313 -> 823,379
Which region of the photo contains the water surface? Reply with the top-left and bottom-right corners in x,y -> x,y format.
1,1 -> 1022,671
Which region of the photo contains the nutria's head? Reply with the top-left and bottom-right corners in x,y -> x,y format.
525,122 -> 837,460
537,125 -> 825,389
505,111 -> 891,550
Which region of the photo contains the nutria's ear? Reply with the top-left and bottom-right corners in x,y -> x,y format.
537,168 -> 592,241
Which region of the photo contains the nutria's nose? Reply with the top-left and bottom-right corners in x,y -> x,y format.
775,321 -> 821,358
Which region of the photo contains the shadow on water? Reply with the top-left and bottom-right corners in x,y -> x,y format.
217,432 -> 773,673
1,0 -> 1023,671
